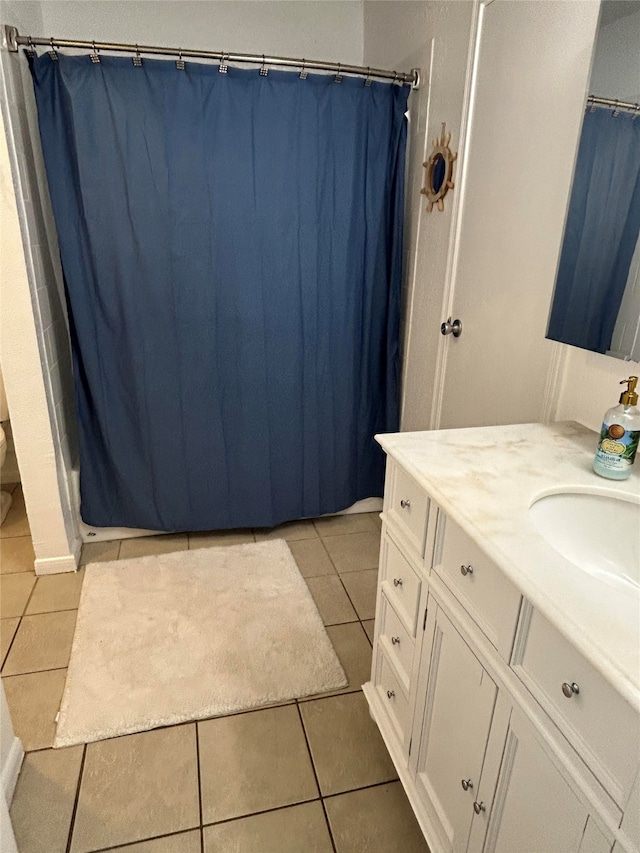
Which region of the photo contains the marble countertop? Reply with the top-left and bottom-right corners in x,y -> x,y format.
376,421 -> 640,710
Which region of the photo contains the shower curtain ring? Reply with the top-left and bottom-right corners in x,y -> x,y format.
260,54 -> 268,76
365,66 -> 372,87
133,44 -> 142,66
612,99 -> 620,117
219,52 -> 228,73
48,36 -> 58,60
299,59 -> 308,80
334,63 -> 342,84
393,70 -> 399,85
176,48 -> 185,70
90,40 -> 100,63
26,35 -> 36,57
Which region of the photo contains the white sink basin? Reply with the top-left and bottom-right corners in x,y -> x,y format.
529,491 -> 640,592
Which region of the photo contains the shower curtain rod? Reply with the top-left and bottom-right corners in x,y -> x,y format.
587,95 -> 640,116
3,24 -> 421,89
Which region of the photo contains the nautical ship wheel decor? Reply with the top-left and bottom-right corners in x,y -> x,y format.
421,122 -> 457,212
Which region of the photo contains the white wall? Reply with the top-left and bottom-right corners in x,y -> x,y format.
590,5 -> 640,102
555,349 -> 638,431
37,1 -> 364,64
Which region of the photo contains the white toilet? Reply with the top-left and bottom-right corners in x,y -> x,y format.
0,371 -> 13,524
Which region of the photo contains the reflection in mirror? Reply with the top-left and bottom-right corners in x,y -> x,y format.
430,154 -> 446,195
547,1 -> 640,362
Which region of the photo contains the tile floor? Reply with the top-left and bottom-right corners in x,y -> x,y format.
1,483 -> 429,853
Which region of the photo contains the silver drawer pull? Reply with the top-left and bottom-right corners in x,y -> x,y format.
460,564 -> 474,576
473,801 -> 485,815
461,779 -> 473,791
391,636 -> 401,646
400,499 -> 411,509
386,690 -> 395,699
393,577 -> 403,587
562,682 -> 580,698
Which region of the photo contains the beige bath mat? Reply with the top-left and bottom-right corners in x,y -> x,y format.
55,539 -> 346,746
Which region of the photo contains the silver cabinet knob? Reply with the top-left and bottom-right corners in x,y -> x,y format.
441,317 -> 462,337
562,682 -> 580,698
400,499 -> 411,509
386,690 -> 395,699
473,801 -> 485,814
393,578 -> 403,587
461,779 -> 473,791
460,564 -> 473,576
391,636 -> 401,646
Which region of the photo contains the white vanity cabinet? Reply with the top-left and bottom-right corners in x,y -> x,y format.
414,605 -> 499,853
364,454 -> 640,853
478,706 -> 611,853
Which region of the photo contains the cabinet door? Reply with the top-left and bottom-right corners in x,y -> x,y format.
481,707 -> 594,853
415,606 -> 497,853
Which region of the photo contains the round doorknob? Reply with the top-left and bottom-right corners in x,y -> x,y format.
460,564 -> 473,576
386,690 -> 395,699
393,578 -> 403,587
562,682 -> 580,698
400,499 -> 411,509
391,636 -> 401,646
461,779 -> 473,791
473,801 -> 485,814
441,317 -> 462,337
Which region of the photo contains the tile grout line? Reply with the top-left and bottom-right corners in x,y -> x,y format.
21,606 -> 79,617
19,705 -> 298,754
336,572 -> 366,624
317,528 -> 378,624
199,794 -> 321,831
295,702 -> 338,853
0,617 -> 21,670
3,664 -> 69,680
15,568 -> 39,619
89,826 -> 201,852
322,776 -> 402,802
65,742 -> 87,853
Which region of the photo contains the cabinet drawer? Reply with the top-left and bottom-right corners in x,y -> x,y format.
434,514 -> 521,660
380,533 -> 422,636
378,592 -> 415,693
374,647 -> 410,744
386,462 -> 429,560
512,606 -> 640,806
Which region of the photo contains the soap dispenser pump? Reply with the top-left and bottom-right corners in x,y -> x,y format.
593,376 -> 640,480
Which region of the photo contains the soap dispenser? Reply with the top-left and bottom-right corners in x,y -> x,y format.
593,376 -> 640,480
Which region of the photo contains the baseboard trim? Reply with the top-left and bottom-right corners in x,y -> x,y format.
1,736 -> 23,804
34,553 -> 78,575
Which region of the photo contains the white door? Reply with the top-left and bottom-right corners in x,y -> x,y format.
415,606 -> 497,853
436,0 -> 600,429
481,707 -> 601,853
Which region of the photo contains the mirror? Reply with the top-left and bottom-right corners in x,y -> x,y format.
547,1 -> 640,362
421,123 -> 457,212
430,154 -> 446,195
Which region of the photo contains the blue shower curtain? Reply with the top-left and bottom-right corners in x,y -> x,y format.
29,53 -> 408,531
548,109 -> 640,354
